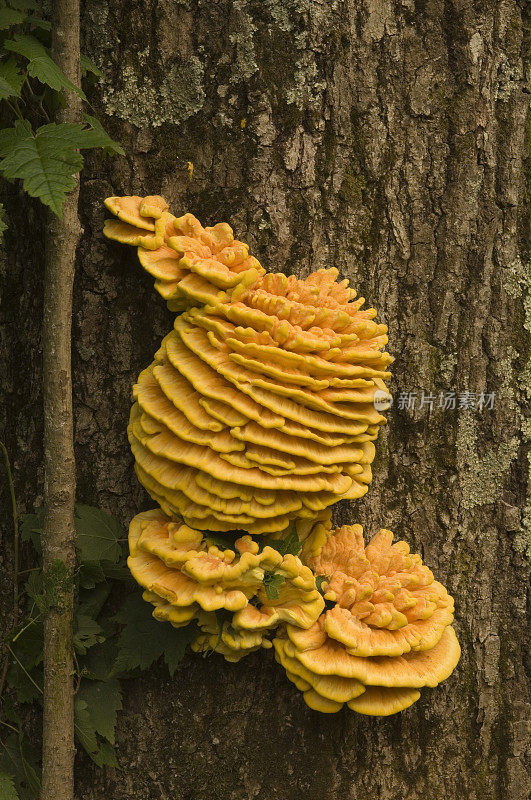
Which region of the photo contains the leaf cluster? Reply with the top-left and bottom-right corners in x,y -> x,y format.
0,0 -> 123,222
1,503 -> 198,797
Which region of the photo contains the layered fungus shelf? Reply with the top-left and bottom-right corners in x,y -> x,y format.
104,194 -> 460,715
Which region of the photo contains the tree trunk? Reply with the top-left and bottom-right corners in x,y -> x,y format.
1,1 -> 528,799
41,2 -> 82,799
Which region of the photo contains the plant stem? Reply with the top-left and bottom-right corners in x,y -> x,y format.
0,441 -> 19,623
41,2 -> 82,799
0,441 -> 20,704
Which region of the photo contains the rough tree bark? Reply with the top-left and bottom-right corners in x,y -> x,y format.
0,1 -> 528,799
41,2 -> 82,799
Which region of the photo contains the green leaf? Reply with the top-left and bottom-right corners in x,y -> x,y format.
113,593 -> 195,675
20,505 -> 124,563
0,121 -> 83,215
77,580 -> 112,619
81,642 -> 117,682
24,559 -> 69,613
80,114 -> 124,155
0,772 -> 19,800
275,526 -> 302,557
4,35 -> 86,98
164,622 -> 199,676
315,575 -> 328,594
203,531 -> 241,550
25,17 -> 51,31
0,202 -> 7,242
0,735 -> 40,800
75,504 -> 122,564
91,741 -> 118,768
27,56 -> 85,98
74,699 -> 98,756
19,509 -> 43,551
8,618 -> 44,703
5,1 -> 39,11
81,55 -> 102,78
0,59 -> 24,100
112,593 -> 166,673
76,678 -> 122,745
74,614 -> 105,655
0,8 -> 26,30
101,563 -> 132,582
0,120 -> 30,158
77,560 -> 105,589
74,681 -> 121,766
213,608 -> 232,650
263,571 -> 285,601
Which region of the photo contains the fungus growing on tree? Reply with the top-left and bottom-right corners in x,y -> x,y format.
127,509 -> 324,661
104,195 -> 460,714
104,195 -> 392,533
273,523 -> 460,714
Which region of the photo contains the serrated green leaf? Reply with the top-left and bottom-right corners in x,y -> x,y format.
0,59 -> 24,100
113,593 -> 195,675
77,559 -> 105,589
0,8 -> 26,29
0,120 -> 30,158
263,571 -> 285,601
203,531 -> 241,550
74,614 -> 104,655
8,621 -> 43,703
91,741 -> 119,768
81,642 -> 117,682
76,678 -> 122,745
80,54 -> 102,78
74,504 -> 122,564
0,121 -> 83,215
273,525 -> 302,557
164,622 -> 199,676
27,56 -> 85,98
81,114 -> 124,155
23,559 -> 69,613
112,593 -> 167,673
4,35 -> 85,98
77,580 -> 112,619
23,569 -> 45,612
0,772 -> 19,800
0,735 -> 41,800
74,699 -> 98,756
19,508 -> 43,551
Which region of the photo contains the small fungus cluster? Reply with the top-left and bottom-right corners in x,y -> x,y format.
128,508 -> 325,661
274,518 -> 460,714
104,195 -> 460,715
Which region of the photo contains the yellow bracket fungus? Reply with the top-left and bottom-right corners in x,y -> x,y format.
105,194 -> 392,533
128,509 -> 324,661
273,523 -> 460,715
104,194 -> 459,714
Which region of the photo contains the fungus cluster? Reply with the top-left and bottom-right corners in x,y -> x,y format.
128,508 -> 325,661
104,194 -> 460,715
104,195 -> 391,534
274,519 -> 460,714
